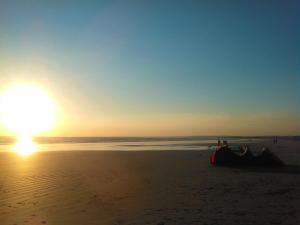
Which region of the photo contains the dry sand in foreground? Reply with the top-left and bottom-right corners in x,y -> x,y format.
0,140 -> 299,225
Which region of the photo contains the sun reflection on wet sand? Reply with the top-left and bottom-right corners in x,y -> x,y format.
14,136 -> 37,156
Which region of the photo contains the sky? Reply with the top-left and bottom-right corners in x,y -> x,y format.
0,0 -> 299,136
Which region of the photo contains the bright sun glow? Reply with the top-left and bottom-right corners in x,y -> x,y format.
14,136 -> 37,156
0,84 -> 55,135
0,84 -> 55,155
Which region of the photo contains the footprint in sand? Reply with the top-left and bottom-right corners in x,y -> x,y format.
234,211 -> 247,216
265,188 -> 291,195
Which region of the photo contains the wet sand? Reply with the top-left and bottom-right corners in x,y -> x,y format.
0,140 -> 299,225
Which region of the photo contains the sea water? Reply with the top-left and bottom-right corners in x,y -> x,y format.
0,136 -> 262,152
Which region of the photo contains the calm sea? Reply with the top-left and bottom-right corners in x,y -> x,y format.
0,136 -> 265,152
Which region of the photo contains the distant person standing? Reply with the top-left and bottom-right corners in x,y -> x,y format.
217,139 -> 221,146
223,140 -> 228,147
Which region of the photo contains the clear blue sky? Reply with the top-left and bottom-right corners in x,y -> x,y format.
0,1 -> 299,136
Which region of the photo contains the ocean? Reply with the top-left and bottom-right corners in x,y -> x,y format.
0,136 -> 265,152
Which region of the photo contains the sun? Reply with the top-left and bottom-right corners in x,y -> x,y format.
0,84 -> 55,135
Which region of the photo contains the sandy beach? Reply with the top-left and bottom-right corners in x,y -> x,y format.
0,139 -> 299,225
